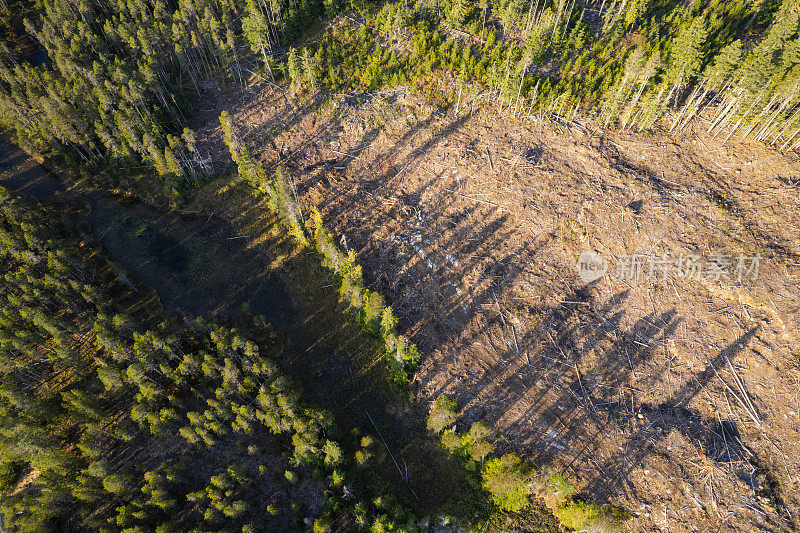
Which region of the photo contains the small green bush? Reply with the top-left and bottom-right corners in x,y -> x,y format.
426,395 -> 458,434
481,454 -> 532,512
440,429 -> 463,452
313,516 -> 333,533
330,469 -> 345,487
548,472 -> 576,506
468,437 -> 494,463
554,500 -> 631,531
554,500 -> 601,530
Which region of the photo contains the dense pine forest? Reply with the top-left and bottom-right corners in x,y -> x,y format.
1,0 -> 799,531
0,0 -> 798,199
0,187 -> 432,531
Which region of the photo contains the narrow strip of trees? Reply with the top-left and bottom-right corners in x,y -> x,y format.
221,112 -> 421,385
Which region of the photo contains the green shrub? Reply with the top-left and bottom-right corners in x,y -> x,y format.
554,500 -> 631,531
480,454 -> 532,512
271,167 -> 308,246
465,421 -> 494,463
330,469 -> 345,487
548,472 -> 576,506
380,308 -> 398,337
313,516 -> 333,533
322,440 -> 343,466
364,291 -> 385,332
426,394 -> 458,434
554,500 -> 601,530
468,437 -> 494,464
353,501 -> 370,527
440,429 -> 463,452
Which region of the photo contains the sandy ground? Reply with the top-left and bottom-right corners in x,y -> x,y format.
194,81 -> 800,532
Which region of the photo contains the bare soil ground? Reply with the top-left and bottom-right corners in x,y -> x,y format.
195,80 -> 800,532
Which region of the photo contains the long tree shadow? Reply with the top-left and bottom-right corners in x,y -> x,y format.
580,326 -> 760,493
416,252 -> 787,525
